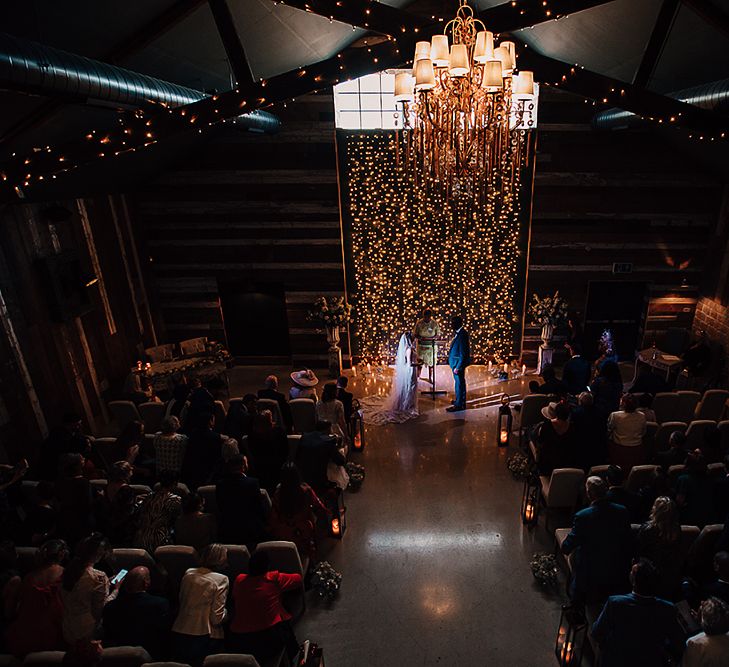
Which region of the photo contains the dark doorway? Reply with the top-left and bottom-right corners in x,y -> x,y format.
218,281 -> 290,358
584,281 -> 648,362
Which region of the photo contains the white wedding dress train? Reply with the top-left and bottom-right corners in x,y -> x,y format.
359,334 -> 419,425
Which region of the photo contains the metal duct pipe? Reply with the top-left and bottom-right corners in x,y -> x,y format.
0,31 -> 279,132
593,78 -> 729,130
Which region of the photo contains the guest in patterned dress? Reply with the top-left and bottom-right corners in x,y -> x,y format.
133,471 -> 182,553
154,416 -> 188,476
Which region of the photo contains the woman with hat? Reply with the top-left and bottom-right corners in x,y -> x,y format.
289,369 -> 319,402
534,401 -> 577,475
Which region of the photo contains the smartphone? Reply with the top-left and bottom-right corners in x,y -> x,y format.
110,569 -> 128,586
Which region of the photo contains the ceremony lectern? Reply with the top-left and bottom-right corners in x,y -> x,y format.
418,338 -> 448,399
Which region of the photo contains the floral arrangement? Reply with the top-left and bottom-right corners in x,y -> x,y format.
530,552 -> 560,588
506,452 -> 532,481
308,296 -> 353,328
527,291 -> 569,327
346,462 -> 365,491
311,561 -> 342,600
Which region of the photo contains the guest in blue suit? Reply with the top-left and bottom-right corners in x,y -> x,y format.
561,476 -> 633,603
592,559 -> 684,667
446,316 -> 470,413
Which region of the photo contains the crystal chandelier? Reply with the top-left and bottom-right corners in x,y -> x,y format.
394,0 -> 538,197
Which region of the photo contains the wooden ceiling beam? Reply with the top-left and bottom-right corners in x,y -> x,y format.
208,0 -> 255,87
633,0 -> 681,87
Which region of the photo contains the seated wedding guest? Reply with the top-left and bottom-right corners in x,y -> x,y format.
562,476 -> 633,603
170,375 -> 191,417
133,471 -> 182,553
289,369 -> 319,401
55,453 -> 94,548
112,422 -> 151,478
60,533 -> 117,646
154,416 -> 188,476
316,382 -> 349,448
182,413 -> 228,490
528,364 -> 568,397
123,372 -> 158,405
22,481 -> 57,546
171,544 -> 229,667
637,496 -> 683,599
637,393 -> 657,423
336,376 -> 354,424
683,597 -> 729,666
257,375 -> 292,432
296,420 -> 347,495
5,539 -> 67,657
185,378 -> 215,427
655,430 -> 688,470
592,559 -> 684,667
215,455 -> 266,548
702,552 -> 729,605
95,462 -> 138,547
677,450 -> 714,528
36,413 -> 92,481
629,363 -> 668,395
571,392 -> 607,470
223,395 -> 256,442
269,463 -> 329,560
700,425 -> 723,465
591,361 -> 623,416
228,550 -> 302,664
562,342 -> 590,396
608,393 -> 647,470
534,401 -> 576,476
103,566 -> 171,659
248,411 -> 288,495
174,493 -> 216,552
605,465 -> 642,522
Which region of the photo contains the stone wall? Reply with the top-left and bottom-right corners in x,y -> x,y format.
694,297 -> 729,351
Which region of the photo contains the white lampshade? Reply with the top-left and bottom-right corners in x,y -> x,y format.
498,41 -> 516,72
482,60 -> 503,91
394,72 -> 415,102
473,31 -> 494,64
449,44 -> 470,77
513,70 -> 535,97
414,41 -> 431,61
414,59 -> 436,90
431,34 -> 450,68
493,46 -> 514,75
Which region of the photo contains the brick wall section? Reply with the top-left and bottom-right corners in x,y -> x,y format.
694,297 -> 729,351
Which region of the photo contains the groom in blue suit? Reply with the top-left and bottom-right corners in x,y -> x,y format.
447,315 -> 470,412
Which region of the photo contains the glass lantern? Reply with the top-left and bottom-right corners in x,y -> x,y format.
555,604 -> 586,666
497,393 -> 512,447
521,472 -> 540,526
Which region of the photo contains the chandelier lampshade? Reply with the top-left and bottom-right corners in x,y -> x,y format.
394,72 -> 415,102
473,30 -> 494,63
414,59 -> 436,90
430,35 -> 450,67
514,71 -> 535,98
414,41 -> 431,61
493,46 -> 513,75
482,60 -> 503,91
448,44 -> 470,77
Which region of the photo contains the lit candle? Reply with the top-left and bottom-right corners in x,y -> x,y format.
525,503 -> 534,522
488,361 -> 493,371
503,363 -> 508,373
521,364 -> 526,375
500,428 -> 508,444
331,517 -> 341,536
352,365 -> 357,377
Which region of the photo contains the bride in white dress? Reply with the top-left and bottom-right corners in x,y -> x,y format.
360,332 -> 419,425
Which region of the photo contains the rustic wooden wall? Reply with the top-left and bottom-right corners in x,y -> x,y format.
522,88 -> 725,365
0,196 -> 154,460
131,94 -> 347,368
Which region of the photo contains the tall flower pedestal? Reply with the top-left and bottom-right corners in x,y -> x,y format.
537,323 -> 554,374
326,326 -> 342,379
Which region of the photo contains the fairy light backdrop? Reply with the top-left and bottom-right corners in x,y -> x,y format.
337,129 -> 535,364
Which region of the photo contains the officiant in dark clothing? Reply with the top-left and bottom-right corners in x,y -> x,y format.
446,316 -> 470,413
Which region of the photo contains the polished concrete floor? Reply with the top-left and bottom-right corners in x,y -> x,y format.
230,365 -> 565,667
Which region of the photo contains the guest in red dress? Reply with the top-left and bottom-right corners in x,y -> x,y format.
228,550 -> 302,663
5,539 -> 68,657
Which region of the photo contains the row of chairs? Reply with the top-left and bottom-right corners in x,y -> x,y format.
534,462 -> 729,532
14,649 -> 268,667
12,540 -> 306,622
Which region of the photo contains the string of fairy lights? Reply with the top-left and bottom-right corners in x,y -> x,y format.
1,0 -> 725,197
345,131 -> 528,364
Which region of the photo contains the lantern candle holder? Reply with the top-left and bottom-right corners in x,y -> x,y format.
555,604 -> 586,666
328,490 -> 347,539
350,400 -> 365,452
497,393 -> 512,447
521,472 -> 540,526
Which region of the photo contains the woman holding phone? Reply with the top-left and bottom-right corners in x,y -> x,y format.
60,533 -> 119,647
